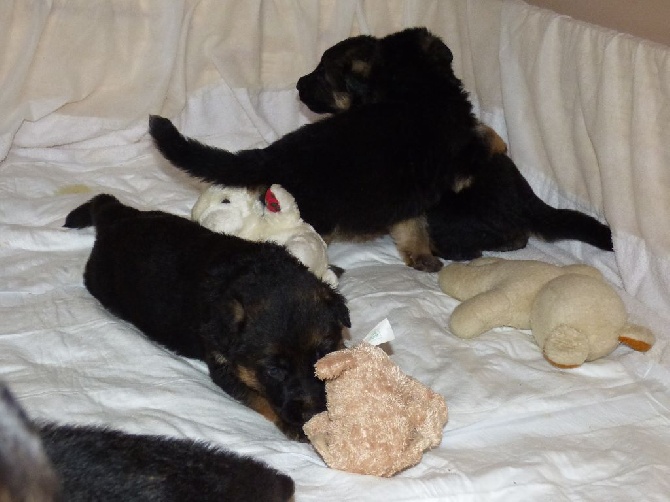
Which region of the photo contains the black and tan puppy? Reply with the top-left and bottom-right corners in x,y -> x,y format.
294,28 -> 612,260
149,28 -> 498,273
150,27 -> 612,267
64,194 -> 349,440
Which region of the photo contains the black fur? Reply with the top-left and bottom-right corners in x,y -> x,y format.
294,28 -> 613,259
149,27 -> 612,268
149,28 -> 495,272
0,383 -> 294,502
40,424 -> 295,502
64,194 -> 350,439
426,153 -> 613,260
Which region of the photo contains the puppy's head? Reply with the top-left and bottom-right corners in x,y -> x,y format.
297,27 -> 459,113
297,34 -> 377,113
201,253 -> 350,439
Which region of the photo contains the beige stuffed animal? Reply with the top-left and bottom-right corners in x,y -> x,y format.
192,184 -> 338,287
438,257 -> 655,368
303,343 -> 448,477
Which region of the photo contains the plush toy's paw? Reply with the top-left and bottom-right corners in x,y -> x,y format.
448,289 -> 516,339
618,323 -> 655,352
303,413 -> 332,454
313,350 -> 356,380
542,325 -> 589,369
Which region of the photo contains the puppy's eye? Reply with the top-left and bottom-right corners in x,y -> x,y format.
266,366 -> 288,382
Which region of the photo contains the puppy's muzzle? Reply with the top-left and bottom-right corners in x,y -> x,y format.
296,73 -> 336,114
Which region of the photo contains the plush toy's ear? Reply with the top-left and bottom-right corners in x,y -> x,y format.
314,350 -> 355,380
618,324 -> 655,352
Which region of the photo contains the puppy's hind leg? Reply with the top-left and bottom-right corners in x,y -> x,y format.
390,217 -> 443,272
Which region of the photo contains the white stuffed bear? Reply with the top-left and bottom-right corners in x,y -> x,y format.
438,257 -> 655,368
192,184 -> 339,287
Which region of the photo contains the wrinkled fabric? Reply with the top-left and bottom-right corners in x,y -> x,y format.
1,1 -> 669,501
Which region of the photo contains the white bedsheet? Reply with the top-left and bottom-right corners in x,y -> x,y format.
1,1 -> 669,500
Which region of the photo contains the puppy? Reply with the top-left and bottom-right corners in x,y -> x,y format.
0,383 -> 294,502
149,27 -> 502,273
294,29 -> 612,259
64,194 -> 350,440
40,425 -> 295,502
150,27 -> 611,270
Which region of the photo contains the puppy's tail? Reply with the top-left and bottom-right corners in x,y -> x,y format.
64,194 -> 130,229
519,165 -> 613,251
148,115 -> 269,186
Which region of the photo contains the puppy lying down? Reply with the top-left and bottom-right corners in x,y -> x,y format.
64,194 -> 350,440
192,183 -> 339,287
0,383 -> 294,502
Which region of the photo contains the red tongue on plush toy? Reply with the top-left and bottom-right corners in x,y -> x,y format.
264,188 -> 281,212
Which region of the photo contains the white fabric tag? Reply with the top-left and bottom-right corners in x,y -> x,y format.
362,318 -> 395,346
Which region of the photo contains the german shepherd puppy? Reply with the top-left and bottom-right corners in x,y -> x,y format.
64,194 -> 350,440
0,383 -> 294,502
294,29 -> 612,260
149,27 -> 611,271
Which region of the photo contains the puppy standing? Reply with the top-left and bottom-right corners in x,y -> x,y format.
64,194 -> 350,439
149,28 -> 496,273
294,32 -> 612,260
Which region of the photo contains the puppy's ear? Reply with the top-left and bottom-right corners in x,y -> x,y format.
314,285 -> 351,328
420,29 -> 454,66
332,294 -> 351,328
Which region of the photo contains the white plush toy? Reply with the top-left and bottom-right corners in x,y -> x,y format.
192,184 -> 339,287
438,257 -> 655,368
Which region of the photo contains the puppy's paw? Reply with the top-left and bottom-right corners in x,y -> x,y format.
410,253 -> 444,273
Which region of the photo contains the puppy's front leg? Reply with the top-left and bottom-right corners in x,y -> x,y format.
390,217 -> 443,272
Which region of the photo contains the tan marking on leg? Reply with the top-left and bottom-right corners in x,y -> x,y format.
389,217 -> 443,272
476,123 -> 508,155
